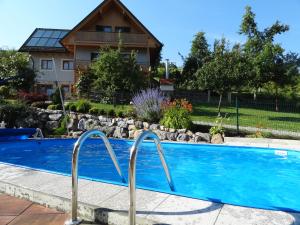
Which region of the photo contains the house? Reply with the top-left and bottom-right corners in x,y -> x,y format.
19,0 -> 162,96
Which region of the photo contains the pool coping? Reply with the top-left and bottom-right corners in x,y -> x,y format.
0,163 -> 299,225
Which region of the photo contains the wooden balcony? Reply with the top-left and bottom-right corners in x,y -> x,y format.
75,60 -> 150,71
74,32 -> 148,46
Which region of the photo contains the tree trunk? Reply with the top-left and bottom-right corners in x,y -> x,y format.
207,90 -> 211,103
275,87 -> 279,112
218,93 -> 223,117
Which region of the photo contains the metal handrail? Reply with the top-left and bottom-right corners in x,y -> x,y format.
128,131 -> 175,225
65,130 -> 126,225
34,128 -> 44,139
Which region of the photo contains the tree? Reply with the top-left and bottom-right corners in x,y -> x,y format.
0,49 -> 36,92
156,62 -> 182,86
76,68 -> 95,98
91,48 -> 145,102
181,32 -> 211,89
239,6 -> 290,99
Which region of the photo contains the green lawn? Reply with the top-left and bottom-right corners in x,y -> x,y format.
191,104 -> 300,132
90,102 -> 132,113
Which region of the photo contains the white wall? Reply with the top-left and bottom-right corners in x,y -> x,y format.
31,53 -> 74,84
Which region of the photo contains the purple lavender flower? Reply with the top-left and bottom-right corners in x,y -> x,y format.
132,88 -> 166,122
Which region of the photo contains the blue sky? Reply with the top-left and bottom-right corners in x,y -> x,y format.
1,0 -> 299,66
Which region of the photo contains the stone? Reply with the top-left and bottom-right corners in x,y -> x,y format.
103,126 -> 115,137
195,132 -> 211,143
167,132 -> 178,141
186,130 -> 194,136
133,129 -> 143,139
143,122 -> 150,129
177,133 -> 190,142
46,121 -> 59,130
49,114 -> 62,121
71,131 -> 82,138
113,127 -> 122,139
150,124 -> 160,130
38,112 -> 49,121
117,120 -> 128,128
153,130 -> 168,140
128,125 -> 136,131
67,118 -> 79,131
129,130 -> 135,139
169,128 -> 176,133
211,133 -> 224,144
194,135 -> 205,143
177,129 -> 187,134
159,125 -> 165,131
134,121 -> 143,129
127,119 -> 135,125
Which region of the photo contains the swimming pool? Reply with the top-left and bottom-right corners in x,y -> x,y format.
0,138 -> 299,212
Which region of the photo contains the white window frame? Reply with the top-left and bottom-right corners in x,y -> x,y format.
61,59 -> 74,71
40,58 -> 54,71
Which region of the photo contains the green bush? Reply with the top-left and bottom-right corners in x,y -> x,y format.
76,99 -> 91,113
89,107 -> 100,115
47,104 -> 62,110
108,109 -> 116,117
69,104 -> 77,112
53,115 -> 70,135
99,109 -> 106,115
160,107 -> 192,129
0,102 -> 28,127
31,101 -> 49,109
0,86 -> 10,98
51,88 -> 64,105
117,111 -> 124,118
209,116 -> 226,136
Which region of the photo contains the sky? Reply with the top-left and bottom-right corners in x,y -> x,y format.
0,0 -> 300,66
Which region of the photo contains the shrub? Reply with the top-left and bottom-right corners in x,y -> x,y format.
18,91 -> 47,103
89,107 -> 100,115
209,116 -> 227,136
75,99 -> 91,113
117,110 -> 124,118
99,109 -> 106,115
47,104 -> 62,110
0,102 -> 28,127
132,88 -> 166,122
69,104 -> 77,112
161,107 -> 192,129
31,101 -> 49,109
108,109 -> 116,117
53,115 -> 70,135
0,86 -> 10,98
51,88 -> 64,105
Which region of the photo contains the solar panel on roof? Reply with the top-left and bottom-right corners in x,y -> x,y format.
43,30 -> 53,38
26,37 -> 40,46
32,29 -> 45,38
36,38 -> 48,46
59,31 -> 67,38
51,31 -> 61,38
45,38 -> 57,47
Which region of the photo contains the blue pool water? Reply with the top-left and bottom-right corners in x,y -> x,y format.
0,138 -> 299,212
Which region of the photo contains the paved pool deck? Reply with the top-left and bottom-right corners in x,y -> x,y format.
0,162 -> 299,225
0,137 -> 300,225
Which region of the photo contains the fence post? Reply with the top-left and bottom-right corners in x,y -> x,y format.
236,95 -> 239,134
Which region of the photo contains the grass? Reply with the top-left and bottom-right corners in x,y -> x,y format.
191,103 -> 300,132
90,102 -> 132,114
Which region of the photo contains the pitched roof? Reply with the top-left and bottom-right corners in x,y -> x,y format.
19,28 -> 70,53
60,0 -> 162,47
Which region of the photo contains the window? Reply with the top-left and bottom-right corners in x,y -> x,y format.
91,52 -> 100,61
62,60 -> 74,70
41,59 -> 53,70
62,85 -> 70,94
115,26 -> 131,33
96,25 -> 112,32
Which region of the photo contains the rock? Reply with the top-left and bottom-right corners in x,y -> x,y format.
71,131 -> 82,138
169,128 -> 176,133
117,120 -> 128,128
177,129 -> 187,134
150,124 -> 160,130
194,135 -> 205,143
134,129 -> 143,139
177,133 -> 189,142
134,121 -> 143,129
211,133 -> 224,144
129,130 -> 135,139
38,112 -> 49,121
49,113 -> 62,121
46,121 -> 59,130
113,127 -> 128,139
159,125 -> 165,131
153,130 -> 167,140
127,119 -> 135,125
67,117 -> 79,131
103,126 -> 116,137
195,132 -> 211,143
128,125 -> 136,131
186,130 -> 194,136
166,132 -> 178,141
143,122 -> 150,129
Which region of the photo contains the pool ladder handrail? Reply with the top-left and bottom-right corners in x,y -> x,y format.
129,130 -> 175,225
65,130 -> 126,225
34,128 -> 44,139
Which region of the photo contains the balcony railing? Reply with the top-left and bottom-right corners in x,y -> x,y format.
74,32 -> 148,46
75,60 -> 150,70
